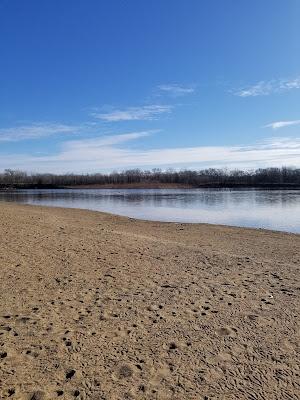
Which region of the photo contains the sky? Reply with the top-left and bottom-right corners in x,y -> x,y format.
0,0 -> 300,173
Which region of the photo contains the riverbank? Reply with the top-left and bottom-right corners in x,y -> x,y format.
1,182 -> 300,190
0,203 -> 299,399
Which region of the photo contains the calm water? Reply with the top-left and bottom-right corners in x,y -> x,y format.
0,188 -> 300,233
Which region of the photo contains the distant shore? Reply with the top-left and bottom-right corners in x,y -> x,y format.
0,202 -> 299,399
1,182 -> 300,190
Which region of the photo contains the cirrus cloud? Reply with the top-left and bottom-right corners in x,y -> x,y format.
264,120 -> 300,130
233,77 -> 300,97
0,122 -> 81,142
91,105 -> 172,122
157,84 -> 195,96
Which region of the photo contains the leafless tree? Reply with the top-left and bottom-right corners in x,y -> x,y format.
0,167 -> 299,188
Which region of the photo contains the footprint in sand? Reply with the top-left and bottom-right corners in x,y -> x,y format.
216,327 -> 236,337
30,391 -> 46,400
117,364 -> 133,379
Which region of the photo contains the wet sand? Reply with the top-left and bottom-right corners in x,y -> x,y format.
0,202 -> 299,399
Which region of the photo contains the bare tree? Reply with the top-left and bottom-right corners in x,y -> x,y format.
1,167 -> 300,188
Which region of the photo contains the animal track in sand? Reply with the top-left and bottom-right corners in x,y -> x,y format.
169,342 -> 178,350
24,349 -> 39,358
66,369 -> 76,380
7,388 -> 15,396
0,351 -> 8,359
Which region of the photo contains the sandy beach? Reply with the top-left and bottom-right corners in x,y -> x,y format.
0,202 -> 299,400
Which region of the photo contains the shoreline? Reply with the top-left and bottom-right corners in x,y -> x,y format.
1,183 -> 300,190
1,200 -> 299,236
0,202 -> 299,399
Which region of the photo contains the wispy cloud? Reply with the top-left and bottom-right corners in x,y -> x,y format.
1,133 -> 300,173
91,105 -> 172,122
157,84 -> 195,96
234,81 -> 274,97
0,123 -> 80,142
233,77 -> 300,97
264,120 -> 300,130
64,131 -> 151,150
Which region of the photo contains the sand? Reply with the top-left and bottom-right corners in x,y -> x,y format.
0,202 -> 299,400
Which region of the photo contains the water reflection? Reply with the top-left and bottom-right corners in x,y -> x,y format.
0,188 -> 299,233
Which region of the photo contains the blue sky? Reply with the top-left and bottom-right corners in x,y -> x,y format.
0,0 -> 300,173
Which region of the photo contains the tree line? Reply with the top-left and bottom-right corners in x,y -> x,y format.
0,167 -> 300,188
